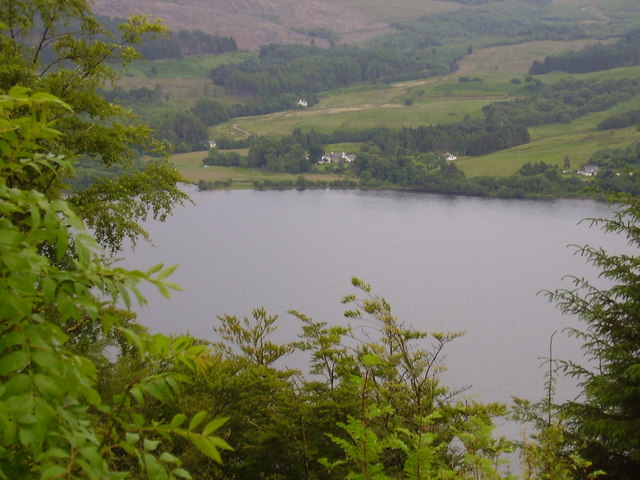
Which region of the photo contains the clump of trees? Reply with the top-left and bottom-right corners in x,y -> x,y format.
597,109 -> 640,130
483,78 -> 640,127
99,17 -> 238,60
209,43 -> 446,99
137,29 -> 237,60
529,29 -> 640,74
380,2 -> 600,54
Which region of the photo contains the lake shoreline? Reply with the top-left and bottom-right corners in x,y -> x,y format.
193,176 -> 604,201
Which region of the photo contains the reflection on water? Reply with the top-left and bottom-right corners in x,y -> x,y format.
122,189 -> 623,405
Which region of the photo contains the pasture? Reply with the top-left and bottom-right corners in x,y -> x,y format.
169,150 -> 346,187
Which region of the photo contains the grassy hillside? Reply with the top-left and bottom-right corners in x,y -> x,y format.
93,0 -> 632,50
92,0 -> 397,49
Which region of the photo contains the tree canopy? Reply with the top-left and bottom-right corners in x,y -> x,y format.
0,0 -> 189,252
0,86 -> 231,480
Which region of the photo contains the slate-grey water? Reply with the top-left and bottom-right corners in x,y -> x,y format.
123,188 -> 624,405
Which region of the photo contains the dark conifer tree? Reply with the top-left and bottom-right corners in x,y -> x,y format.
547,195 -> 640,479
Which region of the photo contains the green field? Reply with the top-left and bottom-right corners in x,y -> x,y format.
169,150 -> 346,188
458,71 -> 640,177
459,126 -> 638,177
209,75 -> 519,139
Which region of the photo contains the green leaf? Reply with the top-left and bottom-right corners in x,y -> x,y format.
191,436 -> 223,464
188,411 -> 207,432
18,426 -> 36,446
8,86 -> 30,99
625,364 -> 640,381
39,448 -> 70,460
144,438 -> 161,452
172,468 -> 193,479
0,350 -> 30,375
159,452 -> 179,464
42,465 -> 68,480
142,381 -> 167,402
15,413 -> 37,425
33,374 -> 63,398
208,436 -> 233,452
169,413 -> 187,428
156,264 -> 178,280
362,353 -> 382,367
202,417 -> 229,436
31,350 -> 58,371
143,453 -> 166,478
0,331 -> 26,351
83,387 -> 102,407
156,282 -> 172,299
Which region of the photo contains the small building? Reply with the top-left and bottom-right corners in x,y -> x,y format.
297,99 -> 308,107
443,152 -> 457,161
319,151 -> 356,164
208,140 -> 217,148
577,165 -> 600,176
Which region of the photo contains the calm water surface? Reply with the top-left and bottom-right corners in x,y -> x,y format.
123,189 -> 626,406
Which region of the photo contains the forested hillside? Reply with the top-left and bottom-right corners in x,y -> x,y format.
209,43 -> 460,98
530,29 -> 640,74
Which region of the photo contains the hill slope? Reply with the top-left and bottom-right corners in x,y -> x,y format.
90,0 -> 457,49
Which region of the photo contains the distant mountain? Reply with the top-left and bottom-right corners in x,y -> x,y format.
90,0 -> 393,49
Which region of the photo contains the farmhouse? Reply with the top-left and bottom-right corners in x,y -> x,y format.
319,151 -> 357,164
297,99 -> 308,107
443,152 -> 457,161
577,165 -> 600,176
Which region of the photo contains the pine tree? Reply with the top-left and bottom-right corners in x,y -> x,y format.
547,193 -> 640,479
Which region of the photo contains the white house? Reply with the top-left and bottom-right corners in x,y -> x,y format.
443,152 -> 457,161
319,151 -> 357,164
577,165 -> 600,176
297,99 -> 308,107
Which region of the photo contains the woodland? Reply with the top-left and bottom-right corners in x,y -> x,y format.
1,0 -> 640,479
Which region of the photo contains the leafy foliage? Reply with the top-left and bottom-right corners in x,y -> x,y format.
0,0 -> 190,252
0,89 -> 231,479
191,277 -> 516,479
